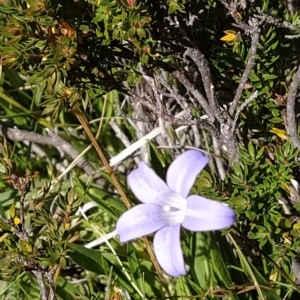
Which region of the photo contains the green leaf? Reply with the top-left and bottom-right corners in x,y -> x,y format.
140,53 -> 149,64
230,196 -> 250,211
210,235 -> 232,287
92,14 -> 106,23
269,116 -> 283,123
127,243 -> 143,290
190,232 -> 214,289
248,141 -> 255,159
9,204 -> 16,219
249,72 -> 260,82
256,146 -> 265,159
128,27 -> 136,38
262,73 -> 278,80
60,256 -> 67,269
259,85 -> 269,95
148,142 -> 167,179
175,277 -> 192,297
137,28 -> 146,38
88,187 -> 126,217
233,163 -> 243,177
68,243 -> 108,274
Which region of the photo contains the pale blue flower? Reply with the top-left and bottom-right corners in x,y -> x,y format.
116,150 -> 236,277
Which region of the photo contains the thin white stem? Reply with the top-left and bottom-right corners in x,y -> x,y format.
85,230 -> 118,248
109,112 -> 208,167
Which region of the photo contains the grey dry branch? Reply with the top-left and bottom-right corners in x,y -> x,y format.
229,27 -> 261,116
109,120 -> 132,148
164,15 -> 223,120
32,271 -> 48,300
141,73 -> 164,115
184,47 -> 221,117
172,70 -> 215,120
0,125 -> 94,175
156,75 -> 190,111
128,89 -> 219,137
126,8 -> 247,159
286,65 -> 300,148
212,136 -> 226,180
46,265 -> 58,300
141,72 -> 167,136
262,13 -> 300,32
230,90 -> 259,135
129,69 -> 240,157
125,6 -> 261,160
128,89 -> 160,114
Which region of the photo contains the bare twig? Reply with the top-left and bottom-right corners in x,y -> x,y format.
212,137 -> 226,180
7,167 -> 32,241
142,73 -> 167,137
32,271 -> 48,300
286,65 -> 300,148
128,89 -> 218,133
191,125 -> 201,148
262,14 -> 300,32
172,70 -> 215,120
46,265 -> 58,300
130,67 -> 238,158
109,120 -> 132,148
156,75 -> 190,111
229,28 -> 260,116
184,47 -> 221,116
285,34 -> 300,39
32,265 -> 56,300
230,90 -> 259,135
219,123 -> 240,161
0,125 -> 94,175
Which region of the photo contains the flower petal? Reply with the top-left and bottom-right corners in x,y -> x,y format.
153,225 -> 186,276
116,204 -> 166,242
128,161 -> 171,204
182,195 -> 236,231
167,150 -> 209,198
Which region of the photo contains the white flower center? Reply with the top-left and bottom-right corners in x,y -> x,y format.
161,192 -> 187,225
163,205 -> 171,212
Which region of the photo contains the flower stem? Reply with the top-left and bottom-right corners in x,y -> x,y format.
73,106 -> 171,297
